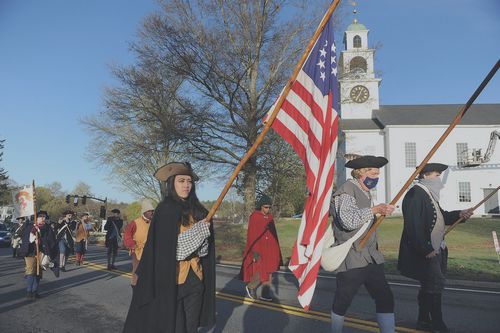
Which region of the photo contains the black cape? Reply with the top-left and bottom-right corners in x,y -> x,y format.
123,197 -> 216,333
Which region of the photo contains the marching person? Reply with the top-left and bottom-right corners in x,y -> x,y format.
328,155 -> 396,333
74,212 -> 92,266
11,216 -> 26,258
18,210 -> 57,301
55,210 -> 75,272
123,199 -> 155,287
105,208 -> 123,270
240,194 -> 282,302
123,162 -> 215,333
398,163 -> 473,333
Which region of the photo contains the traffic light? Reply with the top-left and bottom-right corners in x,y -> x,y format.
73,196 -> 79,206
99,206 -> 106,219
82,195 -> 87,205
66,195 -> 71,204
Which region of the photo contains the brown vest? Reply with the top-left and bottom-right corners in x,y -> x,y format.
132,216 -> 151,260
176,216 -> 203,284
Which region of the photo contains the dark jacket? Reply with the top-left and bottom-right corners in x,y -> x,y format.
397,185 -> 461,280
104,217 -> 123,240
123,197 -> 216,333
18,223 -> 57,259
54,220 -> 75,253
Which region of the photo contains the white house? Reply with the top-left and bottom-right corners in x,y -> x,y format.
336,19 -> 500,215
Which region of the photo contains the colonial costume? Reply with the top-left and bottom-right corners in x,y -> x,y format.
398,163 -> 472,333
55,210 -> 75,271
328,155 -> 395,333
123,199 -> 155,286
17,211 -> 57,300
123,162 -> 215,333
11,216 -> 25,258
240,194 -> 282,301
105,208 -> 123,270
74,212 -> 92,265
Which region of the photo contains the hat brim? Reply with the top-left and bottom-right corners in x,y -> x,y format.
345,155 -> 388,169
418,163 -> 448,174
154,162 -> 199,182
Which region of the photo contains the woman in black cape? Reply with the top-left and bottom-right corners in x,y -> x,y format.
123,162 -> 215,333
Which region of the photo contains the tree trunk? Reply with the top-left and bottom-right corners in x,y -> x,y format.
242,155 -> 257,221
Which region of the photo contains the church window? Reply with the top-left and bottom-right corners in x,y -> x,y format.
458,182 -> 471,202
353,35 -> 362,48
405,142 -> 417,168
350,56 -> 367,74
456,143 -> 468,167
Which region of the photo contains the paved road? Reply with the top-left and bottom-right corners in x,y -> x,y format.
1,246 -> 499,332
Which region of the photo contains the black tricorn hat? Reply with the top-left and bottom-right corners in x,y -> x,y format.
418,163 -> 448,174
37,210 -> 48,217
345,155 -> 388,169
62,209 -> 74,215
111,209 -> 121,214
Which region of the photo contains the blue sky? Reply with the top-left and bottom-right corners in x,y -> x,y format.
1,0 -> 499,203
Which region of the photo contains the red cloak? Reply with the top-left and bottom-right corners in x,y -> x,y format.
240,210 -> 283,283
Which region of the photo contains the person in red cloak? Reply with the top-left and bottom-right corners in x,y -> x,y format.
240,194 -> 283,302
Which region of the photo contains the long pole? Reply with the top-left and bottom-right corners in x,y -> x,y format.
205,0 -> 342,221
32,180 -> 40,276
359,59 -> 500,248
444,185 -> 500,236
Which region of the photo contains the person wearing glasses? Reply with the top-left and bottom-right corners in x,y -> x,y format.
240,194 -> 282,302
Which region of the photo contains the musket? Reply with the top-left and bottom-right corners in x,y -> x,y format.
445,185 -> 500,236
32,180 -> 40,276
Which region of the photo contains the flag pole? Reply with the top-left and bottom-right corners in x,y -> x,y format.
359,59 -> 500,248
444,185 -> 500,236
205,0 -> 342,221
32,180 -> 40,276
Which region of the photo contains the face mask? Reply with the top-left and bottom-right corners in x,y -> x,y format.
419,177 -> 444,201
363,176 -> 379,189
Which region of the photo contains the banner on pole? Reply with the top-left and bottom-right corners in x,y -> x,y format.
12,185 -> 35,218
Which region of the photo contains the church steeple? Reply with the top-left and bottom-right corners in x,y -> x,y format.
338,6 -> 381,119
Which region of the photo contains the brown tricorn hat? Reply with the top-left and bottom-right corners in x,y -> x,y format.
154,162 -> 199,182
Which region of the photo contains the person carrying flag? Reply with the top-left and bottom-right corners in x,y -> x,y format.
328,155 -> 395,333
398,163 -> 473,333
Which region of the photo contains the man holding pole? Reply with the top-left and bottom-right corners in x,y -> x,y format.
329,155 -> 396,333
18,210 -> 57,301
398,163 -> 473,333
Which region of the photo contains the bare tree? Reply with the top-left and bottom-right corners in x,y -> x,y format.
0,139 -> 9,205
132,0 -> 340,216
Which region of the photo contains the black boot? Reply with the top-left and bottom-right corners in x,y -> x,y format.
416,290 -> 432,330
26,291 -> 32,300
429,293 -> 450,333
259,285 -> 273,302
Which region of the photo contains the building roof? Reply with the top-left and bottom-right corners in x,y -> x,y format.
341,104 -> 500,130
340,119 -> 383,130
376,104 -> 500,126
346,19 -> 367,32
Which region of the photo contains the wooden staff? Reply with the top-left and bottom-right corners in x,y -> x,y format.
205,0 -> 342,221
359,59 -> 500,248
32,180 -> 40,276
445,185 -> 500,236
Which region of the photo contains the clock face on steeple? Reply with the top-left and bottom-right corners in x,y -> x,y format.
349,85 -> 369,103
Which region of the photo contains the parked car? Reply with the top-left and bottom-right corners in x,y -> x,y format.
0,223 -> 12,247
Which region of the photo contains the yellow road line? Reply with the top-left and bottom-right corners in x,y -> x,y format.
78,260 -> 423,333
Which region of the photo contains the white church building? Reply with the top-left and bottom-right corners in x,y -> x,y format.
336,19 -> 500,215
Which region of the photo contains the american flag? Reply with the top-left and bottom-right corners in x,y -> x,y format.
267,15 -> 339,309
